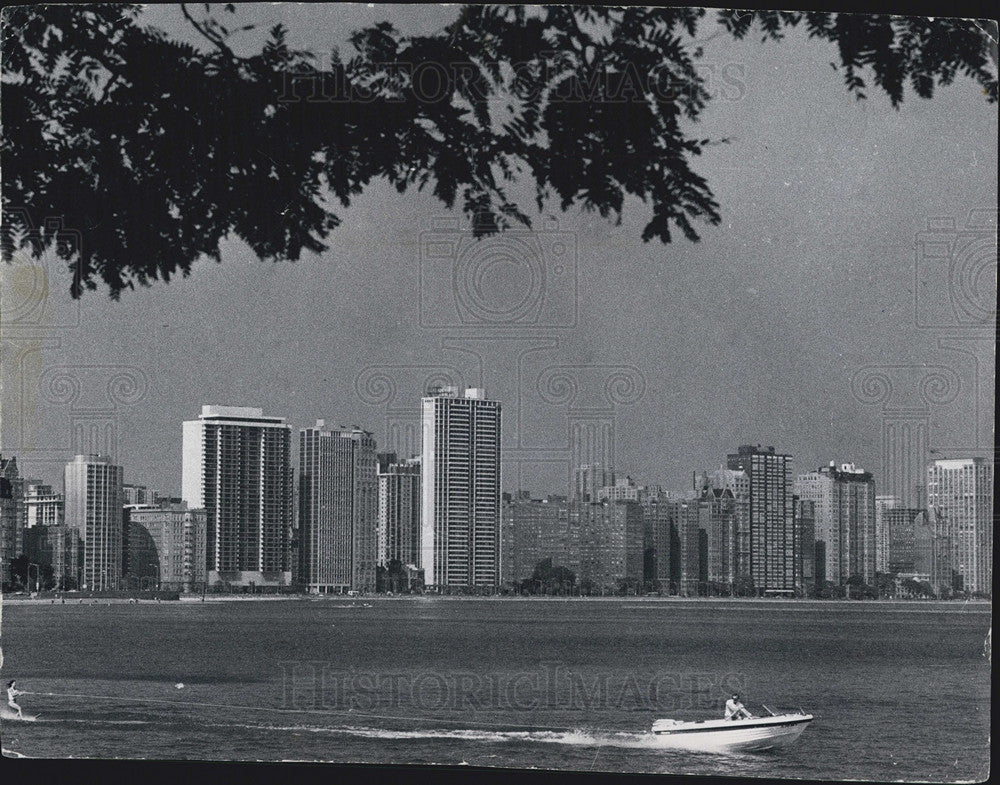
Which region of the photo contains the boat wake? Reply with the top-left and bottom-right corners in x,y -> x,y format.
204,722 -> 690,750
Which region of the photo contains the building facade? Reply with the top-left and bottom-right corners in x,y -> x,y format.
927,458 -> 993,595
64,454 -> 124,591
182,406 -> 293,587
500,497 -> 582,586
874,494 -> 899,574
794,497 -> 817,595
795,463 -> 876,585
578,501 -> 644,591
421,387 -> 501,589
26,483 -> 64,529
728,445 -> 795,594
24,524 -> 82,590
298,422 -> 378,593
123,484 -> 155,506
1,455 -> 27,586
377,453 -> 421,569
124,504 -> 208,592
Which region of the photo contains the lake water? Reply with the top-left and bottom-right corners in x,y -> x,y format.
0,597 -> 991,780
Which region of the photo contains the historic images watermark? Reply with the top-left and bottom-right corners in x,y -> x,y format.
279,662 -> 747,714
277,57 -> 747,106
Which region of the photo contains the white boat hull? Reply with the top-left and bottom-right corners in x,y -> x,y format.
650,713 -> 812,752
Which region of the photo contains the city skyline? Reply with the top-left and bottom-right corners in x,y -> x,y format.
1,388 -> 991,502
2,6 -> 993,503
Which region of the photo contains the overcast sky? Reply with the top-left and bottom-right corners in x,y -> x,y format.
2,5 -> 996,497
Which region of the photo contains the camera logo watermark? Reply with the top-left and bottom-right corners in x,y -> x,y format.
419,216 -> 578,329
914,209 -> 996,331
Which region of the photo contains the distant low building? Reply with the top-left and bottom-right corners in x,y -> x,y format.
573,464 -> 615,503
501,498 -> 642,592
24,524 -> 83,590
26,483 -> 64,529
124,503 -> 207,592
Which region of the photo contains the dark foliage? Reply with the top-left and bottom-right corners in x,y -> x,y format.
2,5 -> 995,297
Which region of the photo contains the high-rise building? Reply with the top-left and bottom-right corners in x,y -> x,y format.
927,458 -> 993,595
728,445 -> 795,594
182,405 -> 293,587
794,463 -> 876,585
912,509 -> 953,596
377,453 -> 421,569
874,494 -> 900,574
1,455 -> 27,586
641,496 -> 677,590
886,507 -> 925,574
500,496 -> 581,586
25,483 -> 64,529
64,454 -> 124,590
421,387 -> 501,589
573,464 -> 615,503
298,421 -> 378,593
794,496 -> 817,595
578,501 -> 644,591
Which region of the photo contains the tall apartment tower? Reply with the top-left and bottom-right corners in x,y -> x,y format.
927,458 -> 993,595
182,406 -> 293,586
727,445 -> 795,594
64,454 -> 124,590
1,455 -> 26,586
874,494 -> 900,574
421,387 -> 501,589
377,453 -> 421,568
795,463 -> 876,585
298,422 -> 378,593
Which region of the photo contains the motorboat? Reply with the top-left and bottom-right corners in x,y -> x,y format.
650,711 -> 812,752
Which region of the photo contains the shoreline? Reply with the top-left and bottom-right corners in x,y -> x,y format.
1,594 -> 990,609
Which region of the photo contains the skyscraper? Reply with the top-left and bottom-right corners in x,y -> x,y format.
874,494 -> 900,574
64,454 -> 124,590
421,387 -> 501,589
377,453 -> 421,569
182,406 -> 293,586
794,496 -> 816,595
728,445 -> 795,594
1,455 -> 26,586
794,463 -> 876,585
927,458 -> 993,595
298,421 -> 378,593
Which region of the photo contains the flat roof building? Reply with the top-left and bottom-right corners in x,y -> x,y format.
182,406 -> 293,587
